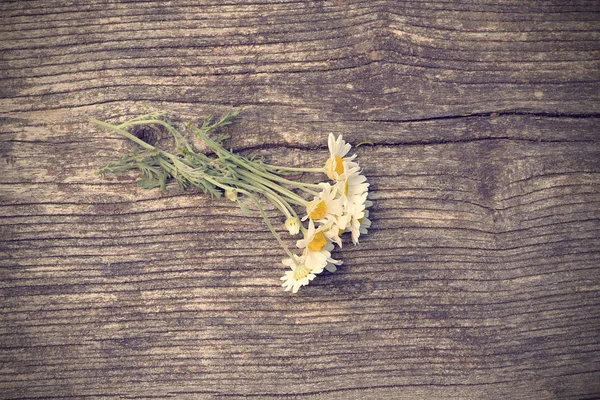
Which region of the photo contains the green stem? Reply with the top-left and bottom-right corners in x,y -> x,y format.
260,191 -> 291,219
161,164 -> 296,263
119,119 -> 196,154
266,165 -> 325,174
191,126 -> 321,193
238,178 -> 298,220
227,187 -> 297,263
91,119 -> 157,152
235,168 -> 307,207
232,180 -> 291,219
233,157 -> 321,194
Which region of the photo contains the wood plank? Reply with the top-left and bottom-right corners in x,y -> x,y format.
1,0 -> 599,399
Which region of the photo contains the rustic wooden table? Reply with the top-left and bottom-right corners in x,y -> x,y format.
1,1 -> 599,399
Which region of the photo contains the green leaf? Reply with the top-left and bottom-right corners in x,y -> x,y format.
137,176 -> 162,189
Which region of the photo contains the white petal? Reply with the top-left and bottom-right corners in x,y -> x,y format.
328,133 -> 336,154
325,263 -> 337,273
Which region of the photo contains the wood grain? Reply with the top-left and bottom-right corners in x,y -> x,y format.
1,0 -> 599,399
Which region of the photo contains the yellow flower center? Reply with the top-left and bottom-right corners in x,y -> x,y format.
293,264 -> 311,280
325,156 -> 346,180
308,200 -> 327,220
307,231 -> 327,252
334,156 -> 345,176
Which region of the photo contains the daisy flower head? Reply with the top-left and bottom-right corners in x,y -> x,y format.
304,182 -> 343,224
296,219 -> 341,274
280,254 -> 315,294
336,161 -> 369,199
344,191 -> 370,245
322,215 -> 349,248
325,133 -> 358,181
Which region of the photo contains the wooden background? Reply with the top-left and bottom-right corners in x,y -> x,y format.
1,1 -> 599,399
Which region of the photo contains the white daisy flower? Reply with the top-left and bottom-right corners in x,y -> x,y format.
325,133 -> 358,181
304,182 -> 344,224
337,162 -> 369,199
320,214 -> 349,248
280,254 -> 315,294
344,191 -> 369,245
297,219 -> 341,273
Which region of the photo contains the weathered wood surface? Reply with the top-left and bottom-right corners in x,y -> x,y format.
1,1 -> 599,399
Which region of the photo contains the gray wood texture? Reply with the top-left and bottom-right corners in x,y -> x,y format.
1,1 -> 599,399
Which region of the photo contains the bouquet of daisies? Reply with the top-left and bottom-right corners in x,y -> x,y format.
280,134 -> 372,293
94,110 -> 371,293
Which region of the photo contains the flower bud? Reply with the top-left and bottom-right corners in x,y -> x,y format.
225,190 -> 237,202
284,217 -> 301,235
